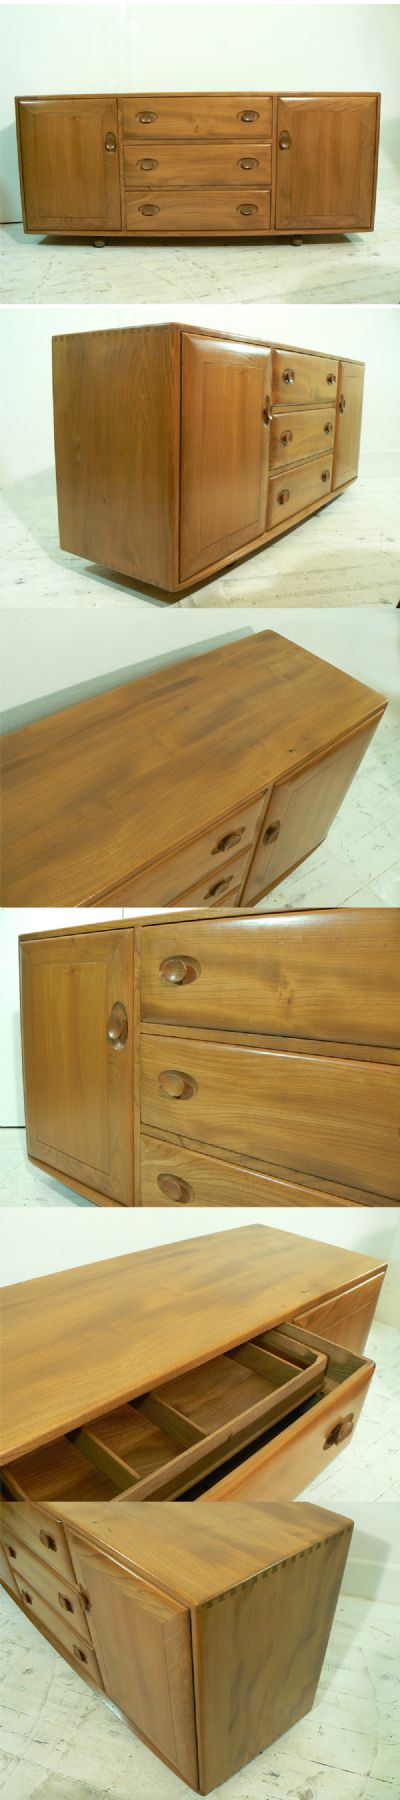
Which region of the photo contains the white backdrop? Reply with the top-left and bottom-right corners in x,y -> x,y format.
1,302 -> 400,486
1,4 -> 400,219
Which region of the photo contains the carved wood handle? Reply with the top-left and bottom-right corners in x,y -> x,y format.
139,203 -> 160,216
283,368 -> 295,384
73,1644 -> 88,1663
324,1414 -> 355,1449
278,489 -> 290,505
239,157 -> 258,170
339,395 -> 346,414
279,131 -> 291,150
324,421 -> 334,434
327,373 -> 337,386
157,1174 -> 193,1203
237,203 -> 258,215
58,1592 -> 74,1613
104,132 -> 117,153
159,956 -> 200,986
213,829 -> 244,853
138,157 -> 159,170
39,1531 -> 57,1551
107,1001 -> 128,1047
240,110 -> 260,123
263,820 -> 281,844
137,111 -> 157,123
159,1070 -> 198,1100
281,429 -> 293,446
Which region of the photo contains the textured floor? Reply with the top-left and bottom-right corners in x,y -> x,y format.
1,175 -> 399,304
0,1586 -> 398,1799
1,470 -> 399,611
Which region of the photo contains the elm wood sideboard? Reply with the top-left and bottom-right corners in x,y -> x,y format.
0,1502 -> 353,1792
52,323 -> 366,594
18,910 -> 400,1208
1,631 -> 386,906
0,1227 -> 386,1502
16,93 -> 380,241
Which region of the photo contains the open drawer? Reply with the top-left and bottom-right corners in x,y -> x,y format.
3,1325 -> 373,1504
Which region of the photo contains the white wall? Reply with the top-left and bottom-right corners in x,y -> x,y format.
1,4 -> 399,219
1,302 -> 400,487
342,1505 -> 400,1605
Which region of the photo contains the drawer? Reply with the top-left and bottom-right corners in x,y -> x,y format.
0,1539 -> 19,1594
121,95 -> 273,140
2,1327 -> 372,1504
267,453 -> 333,530
140,1136 -> 349,1208
11,1575 -> 103,1683
92,796 -> 264,906
1,1528 -> 92,1642
293,1271 -> 385,1356
272,351 -> 339,407
270,406 -> 336,470
0,1495 -> 75,1583
140,1037 -> 400,1201
5,1435 -> 127,1505
174,857 -> 247,906
125,187 -> 271,233
124,141 -> 272,187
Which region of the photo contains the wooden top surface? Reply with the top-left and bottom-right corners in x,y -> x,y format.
1,631 -> 384,905
0,1225 -> 386,1464
55,1501 -> 353,1605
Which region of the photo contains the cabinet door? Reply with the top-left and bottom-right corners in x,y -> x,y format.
17,98 -> 121,231
333,362 -> 364,489
20,929 -> 134,1204
68,1544 -> 198,1786
241,722 -> 378,902
275,96 -> 378,231
180,331 -> 272,579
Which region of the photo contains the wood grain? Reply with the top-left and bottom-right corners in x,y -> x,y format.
16,97 -> 121,231
120,94 -> 273,140
123,141 -> 272,187
275,95 -> 378,230
242,722 -> 378,901
140,1135 -> 352,1208
293,1270 -> 385,1354
333,360 -> 365,489
270,404 -> 336,469
266,450 -> 333,527
125,187 -> 271,232
180,332 -> 272,578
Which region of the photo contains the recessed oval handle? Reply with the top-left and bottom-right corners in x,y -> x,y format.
6,1544 -> 17,1558
39,1531 -> 57,1551
324,421 -> 333,434
157,1173 -> 193,1204
137,111 -> 158,124
277,489 -> 290,505
22,1590 -> 33,1606
239,156 -> 258,170
279,130 -> 291,150
159,956 -> 200,987
213,828 -> 244,854
321,469 -> 330,483
324,1413 -> 354,1449
107,1001 -> 128,1047
339,395 -> 346,414
240,110 -> 260,123
104,132 -> 117,153
237,203 -> 258,216
263,396 -> 273,425
263,820 -> 281,844
159,1070 -> 198,1100
206,875 -> 234,897
73,1645 -> 88,1663
58,1592 -> 74,1613
327,373 -> 336,386
283,368 -> 295,385
139,203 -> 160,216
281,429 -> 293,446
138,157 -> 159,171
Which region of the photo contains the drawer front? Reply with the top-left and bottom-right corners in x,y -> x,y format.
125,186 -> 270,232
0,1496 -> 75,1583
12,1575 -> 103,1681
124,140 -> 272,187
121,95 -> 273,139
140,1038 -> 400,1200
0,1539 -> 19,1594
202,1342 -> 373,1499
272,351 -> 339,407
1,1529 -> 91,1642
293,1271 -> 385,1355
92,796 -> 264,906
140,1136 -> 347,1207
141,912 -> 400,1049
174,858 -> 247,906
267,452 -> 333,529
270,406 -> 336,470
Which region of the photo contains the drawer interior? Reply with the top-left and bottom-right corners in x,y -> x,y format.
3,1330 -> 327,1504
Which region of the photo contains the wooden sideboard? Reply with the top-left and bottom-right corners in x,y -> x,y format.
50,323 -> 366,594
1,631 -> 385,905
0,1500 -> 353,1791
0,1226 -> 386,1501
16,93 -> 380,241
18,910 -> 400,1207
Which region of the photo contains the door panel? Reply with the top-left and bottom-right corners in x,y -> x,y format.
20,930 -> 134,1203
67,1544 -> 198,1785
333,362 -> 365,489
141,1036 -> 400,1200
180,332 -> 272,578
242,723 -> 378,901
18,98 -> 121,231
275,96 -> 377,230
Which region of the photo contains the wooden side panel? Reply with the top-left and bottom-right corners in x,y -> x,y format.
294,1270 -> 385,1354
17,98 -> 121,231
333,362 -> 365,489
67,1544 -> 198,1787
180,332 -> 272,578
141,1037 -> 400,1201
193,1526 -> 352,1790
242,722 -> 379,902
20,929 -> 134,1204
52,324 -> 179,588
140,912 -> 400,1050
275,96 -> 378,230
